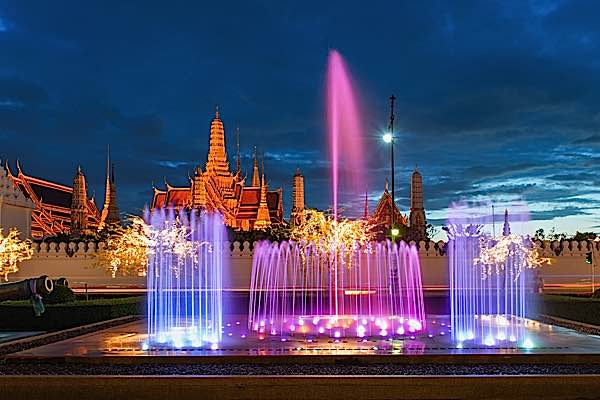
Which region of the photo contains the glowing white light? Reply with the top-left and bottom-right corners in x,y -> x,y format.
334,331 -> 341,338
396,327 -> 405,335
210,343 -> 218,350
484,336 -> 495,346
312,317 -> 320,325
409,320 -> 422,331
141,342 -> 149,351
318,327 -> 325,334
522,338 -> 534,349
383,132 -> 393,143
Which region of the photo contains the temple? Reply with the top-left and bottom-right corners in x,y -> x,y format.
366,166 -> 427,238
4,161 -> 101,238
290,169 -> 305,226
369,178 -> 408,233
3,153 -> 121,239
409,166 -> 427,237
150,109 -> 285,230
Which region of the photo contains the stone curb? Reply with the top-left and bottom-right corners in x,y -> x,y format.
0,315 -> 142,358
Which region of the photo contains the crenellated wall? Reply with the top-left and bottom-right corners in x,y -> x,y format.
6,240 -> 600,294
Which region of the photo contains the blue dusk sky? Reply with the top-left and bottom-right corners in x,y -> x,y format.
0,1 -> 598,238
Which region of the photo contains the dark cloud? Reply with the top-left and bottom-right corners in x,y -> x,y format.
0,0 -> 598,234
573,135 -> 600,145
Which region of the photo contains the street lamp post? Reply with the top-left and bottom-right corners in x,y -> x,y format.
383,95 -> 396,237
593,237 -> 600,295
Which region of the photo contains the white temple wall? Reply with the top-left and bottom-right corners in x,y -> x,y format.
6,240 -> 599,295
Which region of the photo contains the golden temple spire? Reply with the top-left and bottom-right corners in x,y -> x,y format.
254,156 -> 271,230
251,146 -> 260,187
70,165 -> 88,235
236,127 -> 241,176
99,145 -> 121,230
206,106 -> 229,175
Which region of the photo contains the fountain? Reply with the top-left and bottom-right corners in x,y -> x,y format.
145,208 -> 225,349
327,49 -> 366,219
248,50 -> 425,338
249,240 -> 425,338
446,203 -> 545,347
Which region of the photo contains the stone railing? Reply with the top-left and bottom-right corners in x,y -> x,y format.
29,238 -> 599,258
12,238 -> 598,294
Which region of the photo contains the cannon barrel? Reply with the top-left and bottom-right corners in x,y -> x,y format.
0,275 -> 54,302
53,277 -> 69,287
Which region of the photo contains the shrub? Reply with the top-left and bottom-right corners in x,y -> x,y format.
0,296 -> 145,330
44,284 -> 76,304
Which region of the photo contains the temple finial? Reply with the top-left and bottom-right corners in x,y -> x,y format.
364,188 -> 369,218
385,177 -> 389,192
261,154 -> 265,184
502,209 -> 511,236
215,105 -> 220,119
236,127 -> 241,175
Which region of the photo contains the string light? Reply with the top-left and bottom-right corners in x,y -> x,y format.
97,216 -> 210,278
0,228 -> 33,281
289,209 -> 374,267
474,234 -> 551,280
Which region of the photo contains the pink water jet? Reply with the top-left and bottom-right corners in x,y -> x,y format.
327,50 -> 366,219
248,240 -> 426,338
247,51 -> 426,339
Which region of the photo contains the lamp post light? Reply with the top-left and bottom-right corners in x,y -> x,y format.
384,95 -> 396,238
593,237 -> 600,295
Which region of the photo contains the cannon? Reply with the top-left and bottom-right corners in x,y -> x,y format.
0,275 -> 54,302
53,277 -> 69,288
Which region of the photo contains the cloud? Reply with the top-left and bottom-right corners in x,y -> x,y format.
573,134 -> 600,145
0,0 -> 598,235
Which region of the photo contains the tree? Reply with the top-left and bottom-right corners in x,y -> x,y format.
0,228 -> 33,281
572,231 -> 597,241
95,217 -> 152,278
547,227 -> 567,241
534,228 -> 545,241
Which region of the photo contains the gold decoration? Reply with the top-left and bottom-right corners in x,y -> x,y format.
474,234 -> 551,280
97,216 -> 210,278
289,209 -> 374,267
0,228 -> 33,281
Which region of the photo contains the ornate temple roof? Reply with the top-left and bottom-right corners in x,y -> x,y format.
6,162 -> 101,238
370,179 -> 408,229
149,108 -> 286,231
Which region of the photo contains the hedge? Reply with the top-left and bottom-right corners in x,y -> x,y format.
535,294 -> 600,326
0,297 -> 145,331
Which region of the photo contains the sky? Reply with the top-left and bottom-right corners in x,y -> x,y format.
0,0 -> 599,239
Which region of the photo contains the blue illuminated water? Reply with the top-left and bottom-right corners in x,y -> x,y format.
145,208 -> 225,349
